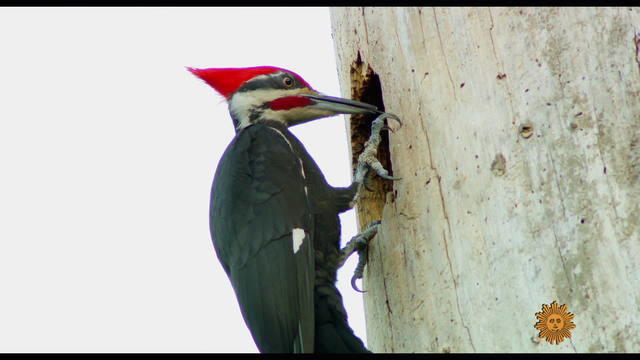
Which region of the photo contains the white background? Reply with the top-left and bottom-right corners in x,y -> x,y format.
0,7 -> 367,352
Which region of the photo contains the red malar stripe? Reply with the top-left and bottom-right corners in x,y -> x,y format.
269,96 -> 313,111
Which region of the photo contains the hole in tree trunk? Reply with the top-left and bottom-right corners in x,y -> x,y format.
349,53 -> 395,228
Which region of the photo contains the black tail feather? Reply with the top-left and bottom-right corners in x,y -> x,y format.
313,291 -> 371,353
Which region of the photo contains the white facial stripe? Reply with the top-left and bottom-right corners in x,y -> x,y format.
229,88 -> 313,129
260,106 -> 335,127
292,228 -> 305,254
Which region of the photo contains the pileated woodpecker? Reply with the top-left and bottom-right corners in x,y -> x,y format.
188,66 -> 399,353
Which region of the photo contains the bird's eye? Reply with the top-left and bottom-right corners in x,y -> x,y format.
283,77 -> 294,87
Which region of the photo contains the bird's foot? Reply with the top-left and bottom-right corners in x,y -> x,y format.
352,112 -> 402,204
338,221 -> 381,293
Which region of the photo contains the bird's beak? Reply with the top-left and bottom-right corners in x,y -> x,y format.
301,93 -> 380,115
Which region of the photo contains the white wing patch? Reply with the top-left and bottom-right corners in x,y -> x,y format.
292,228 -> 306,254
267,130 -> 308,254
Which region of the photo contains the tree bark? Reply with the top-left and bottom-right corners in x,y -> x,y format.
331,7 -> 640,353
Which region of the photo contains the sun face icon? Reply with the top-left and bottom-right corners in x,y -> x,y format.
534,301 -> 576,345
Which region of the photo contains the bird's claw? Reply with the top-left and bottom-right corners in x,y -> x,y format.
347,111 -> 399,290
380,112 -> 402,130
353,112 -> 402,186
379,173 -> 402,181
350,244 -> 368,293
338,221 -> 380,293
351,274 -> 366,293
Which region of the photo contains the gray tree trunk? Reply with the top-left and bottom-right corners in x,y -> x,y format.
331,7 -> 640,353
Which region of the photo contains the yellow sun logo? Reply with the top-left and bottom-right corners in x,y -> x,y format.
534,301 -> 576,345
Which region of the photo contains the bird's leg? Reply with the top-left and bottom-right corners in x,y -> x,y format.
338,221 -> 380,293
351,112 -> 402,204
339,112 -> 401,292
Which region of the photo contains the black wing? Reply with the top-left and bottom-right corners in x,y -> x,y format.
210,123 -> 315,353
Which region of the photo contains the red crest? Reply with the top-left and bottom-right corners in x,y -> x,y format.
187,66 -> 310,99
